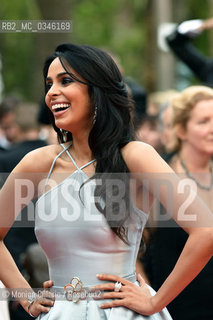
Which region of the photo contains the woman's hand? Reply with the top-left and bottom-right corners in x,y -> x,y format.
91,273 -> 157,316
27,281 -> 55,317
43,280 -> 54,289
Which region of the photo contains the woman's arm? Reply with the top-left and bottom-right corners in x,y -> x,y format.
126,142 -> 213,310
92,141 -> 213,315
166,22 -> 213,84
0,147 -> 54,317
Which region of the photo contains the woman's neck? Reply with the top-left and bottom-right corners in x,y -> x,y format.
179,145 -> 211,172
70,133 -> 93,163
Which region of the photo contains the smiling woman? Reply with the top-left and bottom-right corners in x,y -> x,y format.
0,44 -> 213,320
45,58 -> 92,135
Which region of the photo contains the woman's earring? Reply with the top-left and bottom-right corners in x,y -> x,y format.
60,129 -> 68,143
93,106 -> 98,125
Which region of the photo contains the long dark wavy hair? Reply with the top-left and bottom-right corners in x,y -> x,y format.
43,43 -> 135,243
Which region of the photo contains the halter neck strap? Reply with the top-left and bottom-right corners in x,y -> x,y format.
61,143 -> 96,172
44,143 -> 72,187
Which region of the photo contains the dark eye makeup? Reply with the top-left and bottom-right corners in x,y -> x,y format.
61,77 -> 74,85
46,82 -> 52,90
45,76 -> 74,91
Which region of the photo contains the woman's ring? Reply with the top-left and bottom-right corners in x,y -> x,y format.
114,282 -> 122,292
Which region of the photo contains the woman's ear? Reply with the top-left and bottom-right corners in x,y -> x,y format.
175,124 -> 186,141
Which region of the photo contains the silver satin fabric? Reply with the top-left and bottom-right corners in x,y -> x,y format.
35,169 -> 172,319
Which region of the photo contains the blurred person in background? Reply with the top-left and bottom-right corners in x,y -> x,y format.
157,99 -> 179,161
135,114 -> 164,154
0,102 -> 48,320
0,96 -> 19,320
0,127 -> 9,151
107,49 -> 147,125
135,90 -> 177,156
158,102 -> 173,152
166,17 -> 213,87
0,102 -> 47,172
142,85 -> 213,320
147,90 -> 177,116
0,96 -> 20,150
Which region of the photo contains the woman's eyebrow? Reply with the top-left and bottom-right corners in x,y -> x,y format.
46,72 -> 70,81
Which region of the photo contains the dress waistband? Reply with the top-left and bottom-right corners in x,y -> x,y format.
50,273 -> 136,302
52,273 -> 136,289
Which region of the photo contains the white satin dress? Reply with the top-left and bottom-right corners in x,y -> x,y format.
35,144 -> 172,319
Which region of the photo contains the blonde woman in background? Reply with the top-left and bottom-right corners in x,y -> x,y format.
142,85 -> 213,320
169,85 -> 213,195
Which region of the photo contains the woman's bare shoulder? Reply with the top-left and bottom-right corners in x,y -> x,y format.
121,141 -> 174,174
122,141 -> 153,155
121,141 -> 155,164
13,144 -> 62,173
